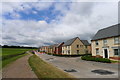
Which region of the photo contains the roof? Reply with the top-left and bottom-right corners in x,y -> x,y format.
49,44 -> 58,48
81,40 -> 90,46
63,37 -> 78,46
92,24 -> 120,40
56,42 -> 64,47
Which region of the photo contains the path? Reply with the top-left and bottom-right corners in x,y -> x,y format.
2,53 -> 38,78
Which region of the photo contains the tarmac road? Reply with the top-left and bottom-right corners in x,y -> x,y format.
36,53 -> 119,78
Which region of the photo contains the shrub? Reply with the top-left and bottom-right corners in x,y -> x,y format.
81,55 -> 111,63
47,53 -> 52,55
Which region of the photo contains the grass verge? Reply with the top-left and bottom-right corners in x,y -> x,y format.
28,55 -> 76,80
110,60 -> 120,63
2,53 -> 28,68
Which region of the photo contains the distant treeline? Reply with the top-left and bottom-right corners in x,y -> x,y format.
1,45 -> 38,49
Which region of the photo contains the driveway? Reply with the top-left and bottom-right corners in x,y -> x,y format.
35,53 -> 119,78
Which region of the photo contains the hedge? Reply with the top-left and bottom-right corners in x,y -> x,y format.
81,55 -> 111,63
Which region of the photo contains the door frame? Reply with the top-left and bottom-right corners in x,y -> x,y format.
103,48 -> 109,59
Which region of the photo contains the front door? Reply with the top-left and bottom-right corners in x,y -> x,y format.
104,49 -> 108,58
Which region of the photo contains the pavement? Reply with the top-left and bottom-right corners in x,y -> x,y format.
35,53 -> 119,78
2,53 -> 38,78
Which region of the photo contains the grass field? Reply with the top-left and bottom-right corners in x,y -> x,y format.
1,48 -> 36,68
29,55 -> 76,80
2,48 -> 34,57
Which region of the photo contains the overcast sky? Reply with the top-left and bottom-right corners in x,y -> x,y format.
1,0 -> 118,47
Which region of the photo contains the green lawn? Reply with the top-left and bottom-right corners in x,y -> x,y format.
1,48 -> 37,68
28,55 -> 76,80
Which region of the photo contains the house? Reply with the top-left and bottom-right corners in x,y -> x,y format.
91,24 -> 120,60
39,46 -> 49,53
62,37 -> 91,55
81,40 -> 91,54
44,46 -> 49,53
54,42 -> 64,55
48,44 -> 58,54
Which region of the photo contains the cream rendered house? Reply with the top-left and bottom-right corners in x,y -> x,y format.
62,37 -> 91,55
91,24 -> 120,60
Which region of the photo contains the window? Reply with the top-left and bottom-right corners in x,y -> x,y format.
80,45 -> 83,47
114,49 -> 119,55
68,50 -> 70,54
96,49 -> 99,55
62,50 -> 64,53
67,46 -> 70,49
103,39 -> 107,44
114,37 -> 120,44
95,41 -> 99,45
77,45 -> 79,48
77,50 -> 79,54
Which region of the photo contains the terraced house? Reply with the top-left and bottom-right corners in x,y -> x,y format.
48,44 -> 58,54
62,37 -> 91,55
91,24 -> 120,60
39,46 -> 48,53
54,42 -> 64,55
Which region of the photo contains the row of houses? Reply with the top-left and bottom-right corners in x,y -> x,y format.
40,37 -> 91,55
40,24 -> 120,60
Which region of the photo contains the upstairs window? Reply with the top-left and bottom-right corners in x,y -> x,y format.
95,41 -> 99,45
67,46 -> 70,49
77,45 -> 79,48
103,39 -> 107,44
80,45 -> 83,47
114,37 -> 120,44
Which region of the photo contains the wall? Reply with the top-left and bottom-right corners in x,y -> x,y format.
71,38 -> 86,55
92,36 -> 120,59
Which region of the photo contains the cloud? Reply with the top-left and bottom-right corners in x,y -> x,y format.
2,2 -> 53,16
2,2 -> 118,47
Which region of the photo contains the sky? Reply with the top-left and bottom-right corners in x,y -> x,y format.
1,0 -> 118,47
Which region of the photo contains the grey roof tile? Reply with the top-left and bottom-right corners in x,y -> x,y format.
92,24 -> 120,40
63,37 -> 78,46
81,40 -> 90,46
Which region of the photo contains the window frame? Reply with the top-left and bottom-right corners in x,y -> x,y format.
77,45 -> 79,48
114,37 -> 120,44
68,50 -> 70,54
96,48 -> 99,55
95,40 -> 99,46
103,39 -> 107,44
114,49 -> 120,55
